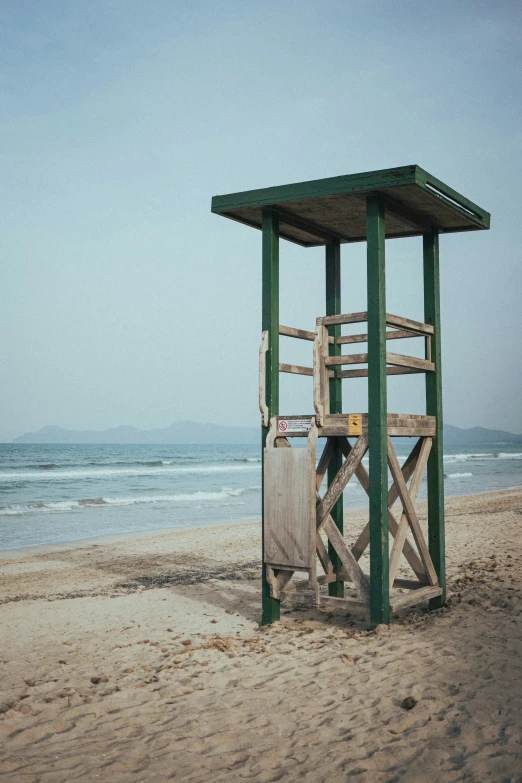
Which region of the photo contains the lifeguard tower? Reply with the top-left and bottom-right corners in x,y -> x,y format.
211,165 -> 490,627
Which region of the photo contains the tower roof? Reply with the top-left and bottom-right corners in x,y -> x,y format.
211,165 -> 490,247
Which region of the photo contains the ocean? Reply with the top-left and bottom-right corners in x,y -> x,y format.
0,442 -> 521,550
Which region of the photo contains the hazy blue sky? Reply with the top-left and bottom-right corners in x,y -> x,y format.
1,0 -> 521,440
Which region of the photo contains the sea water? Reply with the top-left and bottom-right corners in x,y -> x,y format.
0,442 -> 521,550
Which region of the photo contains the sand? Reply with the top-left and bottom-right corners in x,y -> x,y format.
0,488 -> 521,782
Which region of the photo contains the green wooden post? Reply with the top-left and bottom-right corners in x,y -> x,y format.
261,209 -> 280,625
366,196 -> 390,626
325,241 -> 344,597
423,232 -> 446,608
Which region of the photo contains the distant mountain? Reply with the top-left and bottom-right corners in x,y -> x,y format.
443,424 -> 522,445
11,420 -> 522,445
13,421 -> 259,445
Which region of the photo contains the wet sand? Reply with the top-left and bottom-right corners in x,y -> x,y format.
0,488 -> 521,782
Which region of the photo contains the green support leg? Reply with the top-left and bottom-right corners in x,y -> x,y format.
423,232 -> 446,609
261,210 -> 280,625
367,196 -> 390,626
325,241 -> 344,597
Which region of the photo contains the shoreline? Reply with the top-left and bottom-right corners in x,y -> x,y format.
1,485 -> 521,559
0,516 -> 261,560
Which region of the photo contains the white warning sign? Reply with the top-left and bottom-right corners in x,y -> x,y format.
278,418 -> 313,433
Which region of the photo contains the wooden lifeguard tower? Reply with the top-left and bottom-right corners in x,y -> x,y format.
211,165 -> 490,627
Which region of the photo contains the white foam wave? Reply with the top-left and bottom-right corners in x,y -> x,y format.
0,500 -> 81,516
0,487 -> 261,516
0,463 -> 260,482
103,489 -> 250,505
443,453 -> 489,463
445,472 -> 473,479
497,452 -> 522,459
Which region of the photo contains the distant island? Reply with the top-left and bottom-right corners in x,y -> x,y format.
13,421 -> 259,445
11,420 -> 522,445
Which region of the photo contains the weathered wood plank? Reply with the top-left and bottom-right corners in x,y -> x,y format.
391,585 -> 443,612
279,325 -> 314,342
259,330 -> 269,427
316,433 -> 368,527
279,362 -> 314,376
307,425 -> 319,599
387,424 -> 436,436
267,567 -> 294,599
388,437 -> 432,587
323,516 -> 371,603
337,329 -> 416,344
264,447 -> 313,569
316,437 -> 336,490
337,573 -> 427,591
266,564 -> 278,591
322,413 -> 435,423
343,438 -> 427,581
282,573 -> 337,593
325,353 -> 369,366
268,563 -> 310,573
321,312 -> 434,334
279,324 -> 334,344
385,313 -> 434,335
313,322 -> 330,425
385,352 -> 435,372
387,436 -> 438,586
336,367 -> 424,379
318,414 -> 436,438
322,311 -> 368,326
316,532 -> 334,575
320,425 -> 435,438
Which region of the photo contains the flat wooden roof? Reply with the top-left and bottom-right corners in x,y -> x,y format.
211,165 -> 490,247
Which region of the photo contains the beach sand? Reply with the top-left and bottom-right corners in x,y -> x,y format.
0,488 -> 521,782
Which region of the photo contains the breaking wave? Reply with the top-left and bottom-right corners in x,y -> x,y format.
0,487 -> 261,516
0,463 -> 261,483
443,452 -> 522,464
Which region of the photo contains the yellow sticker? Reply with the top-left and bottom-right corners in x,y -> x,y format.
347,414 -> 362,435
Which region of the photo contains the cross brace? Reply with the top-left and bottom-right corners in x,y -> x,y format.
266,433 -> 439,609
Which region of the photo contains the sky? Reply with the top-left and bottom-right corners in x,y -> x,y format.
1,0 -> 521,440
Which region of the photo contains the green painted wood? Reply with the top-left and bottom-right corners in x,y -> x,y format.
415,168 -> 490,229
325,241 -> 344,598
423,232 -> 446,609
212,166 -> 417,212
211,165 -> 490,235
366,196 -> 390,626
261,209 -> 280,625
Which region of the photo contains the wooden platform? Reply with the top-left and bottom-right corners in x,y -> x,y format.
275,414 -> 436,438
211,165 -> 490,247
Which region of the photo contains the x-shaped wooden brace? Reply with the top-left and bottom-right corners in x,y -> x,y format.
340,435 -> 437,586
267,432 -> 437,602
266,434 -> 370,603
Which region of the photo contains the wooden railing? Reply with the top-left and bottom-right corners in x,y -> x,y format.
314,312 -> 435,424
259,313 -> 435,425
